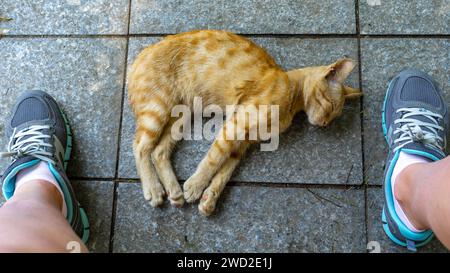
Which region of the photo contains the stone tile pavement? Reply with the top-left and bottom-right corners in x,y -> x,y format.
0,0 -> 448,253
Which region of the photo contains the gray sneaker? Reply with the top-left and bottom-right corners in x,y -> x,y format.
0,90 -> 89,243
381,69 -> 449,251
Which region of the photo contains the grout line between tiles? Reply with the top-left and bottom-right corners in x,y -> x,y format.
108,0 -> 133,254
355,0 -> 370,252
70,176 -> 381,188
113,178 -> 366,190
1,34 -> 449,39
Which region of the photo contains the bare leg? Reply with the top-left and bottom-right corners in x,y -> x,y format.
395,156 -> 450,249
0,180 -> 87,253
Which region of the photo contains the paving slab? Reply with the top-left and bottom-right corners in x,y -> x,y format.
367,188 -> 448,253
0,180 -> 114,253
118,37 -> 362,184
129,0 -> 356,34
361,38 -> 449,185
359,0 -> 450,34
113,183 -> 366,252
0,0 -> 129,35
0,38 -> 126,178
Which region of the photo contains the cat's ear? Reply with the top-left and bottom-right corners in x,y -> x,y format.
325,58 -> 356,84
343,85 -> 362,99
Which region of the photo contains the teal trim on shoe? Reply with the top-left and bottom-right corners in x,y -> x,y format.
382,209 -> 407,247
382,209 -> 434,249
2,159 -> 40,199
60,110 -> 72,170
48,163 -> 89,244
57,107 -> 89,242
79,206 -> 90,244
402,148 -> 440,162
384,150 -> 433,242
54,109 -> 89,243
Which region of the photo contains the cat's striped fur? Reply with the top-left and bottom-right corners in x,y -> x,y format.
128,30 -> 360,215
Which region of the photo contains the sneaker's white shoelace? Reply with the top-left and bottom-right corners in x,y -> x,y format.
393,107 -> 444,152
0,125 -> 55,164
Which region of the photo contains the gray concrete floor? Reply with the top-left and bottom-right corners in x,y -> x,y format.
0,0 -> 448,253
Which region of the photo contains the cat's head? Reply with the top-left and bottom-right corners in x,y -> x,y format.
299,58 -> 361,127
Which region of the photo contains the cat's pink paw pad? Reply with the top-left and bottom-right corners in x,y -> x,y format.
201,194 -> 208,201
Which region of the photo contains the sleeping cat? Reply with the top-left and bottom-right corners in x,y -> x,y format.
128,30 -> 361,216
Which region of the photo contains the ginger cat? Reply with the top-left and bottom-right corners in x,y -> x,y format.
128,30 -> 361,216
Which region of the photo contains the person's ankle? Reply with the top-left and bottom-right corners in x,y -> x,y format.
394,164 -> 429,230
14,180 -> 63,211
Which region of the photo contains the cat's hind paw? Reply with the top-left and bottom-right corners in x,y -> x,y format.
183,175 -> 209,203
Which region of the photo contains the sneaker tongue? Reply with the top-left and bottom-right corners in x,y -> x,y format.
401,142 -> 446,161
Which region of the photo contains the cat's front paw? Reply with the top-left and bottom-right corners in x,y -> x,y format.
183,175 -> 209,203
198,189 -> 218,216
143,182 -> 165,207
168,188 -> 185,208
